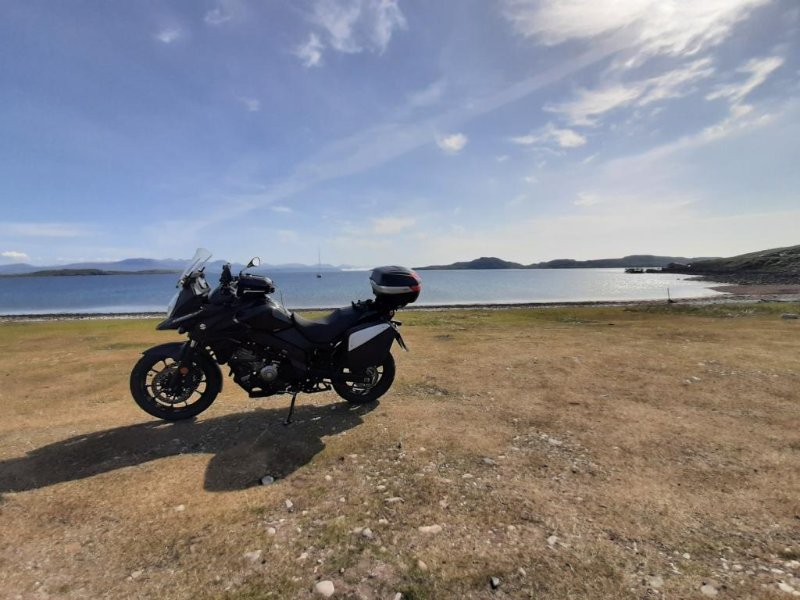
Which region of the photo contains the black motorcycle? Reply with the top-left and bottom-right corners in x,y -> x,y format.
130,249 -> 421,423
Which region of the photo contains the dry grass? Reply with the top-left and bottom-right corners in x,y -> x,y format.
0,304 -> 799,599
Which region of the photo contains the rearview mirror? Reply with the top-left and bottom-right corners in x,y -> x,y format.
246,257 -> 261,269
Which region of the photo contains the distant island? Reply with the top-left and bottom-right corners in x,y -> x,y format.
416,254 -> 712,270
415,245 -> 800,285
0,269 -> 181,278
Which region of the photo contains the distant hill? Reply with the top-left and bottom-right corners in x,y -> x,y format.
0,269 -> 179,278
663,244 -> 800,284
416,254 -> 713,270
416,257 -> 525,270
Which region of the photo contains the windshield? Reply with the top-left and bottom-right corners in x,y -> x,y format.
181,248 -> 212,280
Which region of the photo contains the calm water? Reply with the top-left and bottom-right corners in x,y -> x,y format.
0,269 -> 724,315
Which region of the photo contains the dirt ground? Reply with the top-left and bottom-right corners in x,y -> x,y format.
0,303 -> 799,599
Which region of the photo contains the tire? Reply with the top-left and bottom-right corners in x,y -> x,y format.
130,346 -> 222,421
333,353 -> 395,404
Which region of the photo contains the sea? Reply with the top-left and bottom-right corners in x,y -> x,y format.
0,269 -> 725,316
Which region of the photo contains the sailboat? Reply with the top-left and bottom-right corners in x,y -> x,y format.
316,248 -> 322,278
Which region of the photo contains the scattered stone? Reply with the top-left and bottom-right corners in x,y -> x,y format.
338,497 -> 346,503
376,485 -> 387,492
130,570 -> 144,580
243,550 -> 262,564
778,582 -> 799,595
298,552 -> 309,561
285,499 -> 294,511
781,313 -> 799,320
683,553 -> 691,560
378,518 -> 389,525
786,560 -> 800,569
483,457 -> 496,466
518,567 -> 527,577
313,580 -> 335,598
393,594 -> 402,600
700,582 -> 718,597
324,475 -> 332,482
385,497 -> 404,504
547,437 -> 563,446
361,528 -> 374,540
260,476 -> 275,486
174,504 -> 186,512
691,376 -> 701,382
416,559 -> 428,571
418,524 -> 442,534
490,576 -> 501,590
647,575 -> 664,589
462,473 -> 473,479
732,564 -> 743,572
266,527 -> 277,535
547,535 -> 559,547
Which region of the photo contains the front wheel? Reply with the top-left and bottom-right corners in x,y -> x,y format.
333,353 -> 395,404
130,345 -> 222,421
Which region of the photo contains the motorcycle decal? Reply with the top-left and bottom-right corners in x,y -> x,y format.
348,323 -> 392,351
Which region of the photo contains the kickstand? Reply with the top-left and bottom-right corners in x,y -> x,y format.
284,392 -> 298,426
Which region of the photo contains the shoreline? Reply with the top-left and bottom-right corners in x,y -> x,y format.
2,284 -> 799,322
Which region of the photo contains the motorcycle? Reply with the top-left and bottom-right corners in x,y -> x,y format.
129,249 -> 421,424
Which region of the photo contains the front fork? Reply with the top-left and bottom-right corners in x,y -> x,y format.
168,340 -> 198,390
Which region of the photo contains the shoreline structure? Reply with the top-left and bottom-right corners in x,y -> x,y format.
2,284 -> 799,322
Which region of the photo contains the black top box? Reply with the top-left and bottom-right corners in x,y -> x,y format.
370,266 -> 421,309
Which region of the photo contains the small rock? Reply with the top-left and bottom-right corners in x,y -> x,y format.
683,553 -> 691,560
490,576 -> 501,590
547,535 -> 559,547
462,473 -> 473,479
786,560 -> 800,569
418,524 -> 442,534
700,583 -> 718,597
378,518 -> 389,525
647,575 -> 664,589
691,376 -> 701,382
260,476 -> 275,486
732,564 -> 743,572
298,552 -> 309,561
547,437 -> 563,446
266,527 -> 277,535
130,570 -> 144,580
483,457 -> 496,466
243,550 -> 262,564
361,528 -> 374,540
338,497 -> 346,503
314,580 -> 335,598
781,313 -> 799,320
416,559 -> 428,571
385,497 -> 404,504
518,567 -> 527,577
393,594 -> 402,600
324,475 -> 332,482
376,485 -> 387,492
778,582 -> 798,595
285,499 -> 294,511
174,504 -> 186,512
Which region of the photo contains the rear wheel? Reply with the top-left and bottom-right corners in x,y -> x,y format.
333,353 -> 395,404
130,347 -> 222,421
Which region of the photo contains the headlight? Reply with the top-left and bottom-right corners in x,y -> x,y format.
166,290 -> 180,317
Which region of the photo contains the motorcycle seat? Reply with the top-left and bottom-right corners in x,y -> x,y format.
292,306 -> 364,344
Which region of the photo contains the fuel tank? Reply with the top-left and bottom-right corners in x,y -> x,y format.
235,298 -> 293,332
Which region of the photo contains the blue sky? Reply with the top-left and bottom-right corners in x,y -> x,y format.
1,0 -> 798,267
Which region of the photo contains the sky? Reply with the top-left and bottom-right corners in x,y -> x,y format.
1,0 -> 798,267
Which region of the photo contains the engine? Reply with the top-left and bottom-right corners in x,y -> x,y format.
228,346 -> 289,395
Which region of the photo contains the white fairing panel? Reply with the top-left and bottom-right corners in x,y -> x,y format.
348,323 -> 391,351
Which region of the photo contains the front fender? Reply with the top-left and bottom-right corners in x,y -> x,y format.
141,342 -> 186,359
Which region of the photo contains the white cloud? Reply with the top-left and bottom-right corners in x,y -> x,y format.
511,123 -> 587,148
574,192 -> 600,207
0,222 -> 87,238
239,97 -> 261,112
408,79 -> 446,108
205,8 -> 231,25
523,175 -> 538,184
155,28 -> 182,44
436,132 -> 468,154
706,56 -> 784,104
371,216 -> 415,234
503,0 -> 769,63
496,155 -> 510,163
295,33 -> 324,68
312,0 -> 406,54
270,205 -> 293,214
1,250 -> 28,261
548,58 -> 715,126
506,194 -> 528,208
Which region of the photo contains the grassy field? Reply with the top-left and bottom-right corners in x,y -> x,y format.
0,304 -> 799,599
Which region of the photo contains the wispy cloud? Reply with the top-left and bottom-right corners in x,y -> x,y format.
0,222 -> 88,238
503,0 -> 770,63
154,28 -> 182,44
407,79 -> 447,108
436,132 -> 468,154
706,56 -> 784,104
510,123 -> 587,148
574,192 -> 600,207
547,58 -> 715,126
270,205 -> 293,214
1,250 -> 29,261
238,96 -> 261,112
295,33 -> 324,68
371,216 -> 415,234
295,0 -> 406,67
